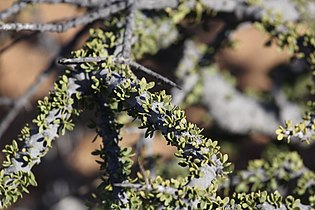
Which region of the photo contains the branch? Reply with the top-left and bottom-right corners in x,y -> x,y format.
58,56 -> 180,88
121,0 -> 137,58
0,0 -> 177,24
1,0 -> 305,23
0,2 -> 126,32
0,0 -> 109,20
0,97 -> 15,107
172,40 -> 205,105
21,0 -> 109,8
201,68 -> 278,135
94,103 -> 130,205
0,1 -> 28,20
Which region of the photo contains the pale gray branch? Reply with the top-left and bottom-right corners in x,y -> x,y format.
122,0 -> 136,58
0,2 -> 126,32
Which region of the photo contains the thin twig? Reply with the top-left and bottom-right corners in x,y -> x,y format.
0,97 -> 15,106
0,23 -> 91,140
122,0 -> 136,58
58,56 -> 180,88
0,0 -> 106,20
127,60 -> 180,89
0,2 -> 126,32
0,1 -> 28,20
0,0 -> 179,25
21,0 -> 109,8
138,157 -> 151,189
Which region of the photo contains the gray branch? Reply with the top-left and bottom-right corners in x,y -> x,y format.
0,0 -> 305,34
0,2 -> 126,32
0,97 -> 15,107
173,40 -> 302,136
201,69 -> 283,135
122,0 -> 136,58
59,56 -> 179,88
0,1 -> 28,20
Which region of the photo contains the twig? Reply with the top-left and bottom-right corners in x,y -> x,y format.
0,1 -> 28,20
0,0 -> 177,24
122,0 -> 136,58
137,157 -> 151,189
0,0 -> 107,21
127,60 -> 180,89
0,23 -> 91,140
0,2 -> 126,32
58,56 -> 180,88
21,0 -> 109,8
0,97 -> 15,106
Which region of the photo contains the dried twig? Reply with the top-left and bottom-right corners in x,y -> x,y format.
59,56 -> 180,88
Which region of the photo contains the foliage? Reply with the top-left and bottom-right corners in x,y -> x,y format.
0,0 -> 314,209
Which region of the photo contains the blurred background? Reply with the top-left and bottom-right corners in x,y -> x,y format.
0,0 -> 314,209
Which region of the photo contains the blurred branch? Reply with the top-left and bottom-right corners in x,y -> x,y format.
0,2 -> 126,32
0,0 -> 305,34
0,0 -> 109,20
173,40 -> 302,136
201,69 -> 279,135
121,0 -> 136,58
0,0 -> 178,22
0,1 -> 28,21
172,40 -> 204,105
22,0 -> 110,8
0,97 -> 15,107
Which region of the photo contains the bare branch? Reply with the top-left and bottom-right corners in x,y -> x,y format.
59,56 -> 180,88
21,0 -> 110,8
122,0 -> 136,58
0,0 -> 108,21
0,2 -> 126,32
127,60 -> 180,89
